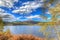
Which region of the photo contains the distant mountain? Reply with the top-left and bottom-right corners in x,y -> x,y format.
4,20 -> 39,25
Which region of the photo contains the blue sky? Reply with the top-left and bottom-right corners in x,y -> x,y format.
0,0 -> 52,22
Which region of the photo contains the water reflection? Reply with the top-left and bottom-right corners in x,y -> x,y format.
4,25 -> 45,37
3,25 -> 60,38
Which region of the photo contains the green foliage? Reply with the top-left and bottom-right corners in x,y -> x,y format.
0,18 -> 4,31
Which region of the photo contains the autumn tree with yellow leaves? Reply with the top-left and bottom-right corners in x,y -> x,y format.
38,0 -> 60,40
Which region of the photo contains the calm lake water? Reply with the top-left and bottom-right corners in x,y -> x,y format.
4,25 -> 44,37
3,25 -> 60,38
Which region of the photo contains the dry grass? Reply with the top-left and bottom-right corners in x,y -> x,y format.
0,32 -> 46,40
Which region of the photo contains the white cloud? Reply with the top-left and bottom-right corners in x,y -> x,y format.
0,9 -> 16,22
2,14 -> 16,22
2,13 -> 16,22
12,1 -> 44,14
0,8 -> 6,17
0,0 -> 18,8
26,15 -> 52,22
27,15 -> 40,19
16,15 -> 40,21
0,7 -> 17,22
0,8 -> 5,13
26,15 -> 50,22
17,16 -> 29,21
0,0 -> 52,22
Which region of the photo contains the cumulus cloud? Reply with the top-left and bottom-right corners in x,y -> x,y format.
0,0 -> 18,8
0,8 -> 16,22
0,8 -> 6,17
16,15 -> 41,21
27,15 -> 40,19
0,0 -> 51,22
26,15 -> 48,22
2,13 -> 16,22
0,8 -> 5,13
26,15 -> 48,19
12,1 -> 44,14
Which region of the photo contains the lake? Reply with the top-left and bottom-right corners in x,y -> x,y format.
3,25 -> 60,38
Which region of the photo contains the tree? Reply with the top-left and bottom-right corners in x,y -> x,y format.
0,17 -> 4,31
38,1 -> 60,40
